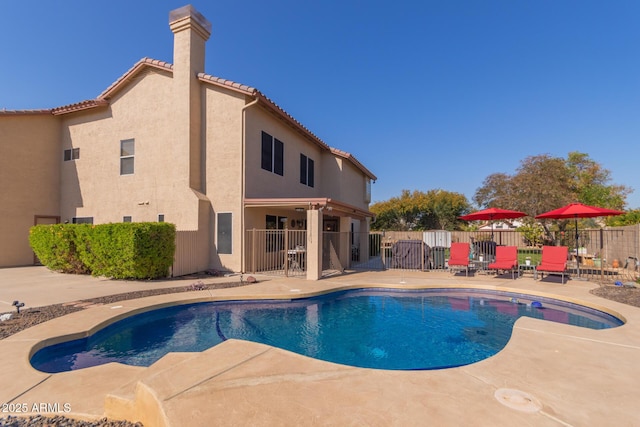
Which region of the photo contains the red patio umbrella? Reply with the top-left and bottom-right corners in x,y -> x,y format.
459,207 -> 527,240
535,203 -> 624,276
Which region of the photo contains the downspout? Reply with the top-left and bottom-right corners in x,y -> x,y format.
240,97 -> 259,273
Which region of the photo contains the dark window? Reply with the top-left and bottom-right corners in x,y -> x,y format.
158,214 -> 165,222
300,155 -> 307,184
300,154 -> 314,187
274,138 -> 283,176
261,132 -> 272,171
123,216 -> 132,223
217,213 -> 232,254
260,131 -> 284,176
72,217 -> 93,224
63,148 -> 80,161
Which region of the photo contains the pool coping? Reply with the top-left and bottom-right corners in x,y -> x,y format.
2,270 -> 640,426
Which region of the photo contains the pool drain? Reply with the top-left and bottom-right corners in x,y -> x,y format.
494,388 -> 542,413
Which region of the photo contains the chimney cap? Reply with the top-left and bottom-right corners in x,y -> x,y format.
169,5 -> 212,35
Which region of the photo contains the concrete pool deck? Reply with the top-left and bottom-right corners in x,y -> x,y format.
1,266 -> 639,426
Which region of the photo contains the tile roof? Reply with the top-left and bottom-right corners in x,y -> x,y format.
51,99 -> 109,115
197,73 -> 256,95
98,57 -> 173,100
0,109 -> 52,115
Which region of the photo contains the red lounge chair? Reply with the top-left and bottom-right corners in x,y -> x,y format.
487,246 -> 518,279
535,246 -> 569,284
448,242 -> 470,276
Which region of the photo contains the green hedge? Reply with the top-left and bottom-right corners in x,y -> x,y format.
29,222 -> 176,280
29,224 -> 90,274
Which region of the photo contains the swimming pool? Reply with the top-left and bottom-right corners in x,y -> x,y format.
31,288 -> 623,373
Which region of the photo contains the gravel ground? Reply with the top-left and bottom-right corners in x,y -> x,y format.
0,415 -> 142,427
590,284 -> 640,307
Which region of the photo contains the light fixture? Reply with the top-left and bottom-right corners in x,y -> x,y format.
295,207 -> 305,212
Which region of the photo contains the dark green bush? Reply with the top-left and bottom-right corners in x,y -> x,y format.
29,222 -> 176,280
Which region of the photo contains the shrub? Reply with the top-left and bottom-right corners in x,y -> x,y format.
29,224 -> 90,274
29,222 -> 176,280
86,223 -> 175,279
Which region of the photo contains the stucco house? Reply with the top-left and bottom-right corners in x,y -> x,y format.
0,5 -> 376,280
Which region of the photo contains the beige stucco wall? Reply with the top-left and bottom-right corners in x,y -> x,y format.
59,69 -> 203,230
202,85 -> 246,271
0,114 -> 61,266
244,107 -> 324,199
321,155 -> 369,210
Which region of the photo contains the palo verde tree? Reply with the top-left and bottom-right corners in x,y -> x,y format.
370,189 -> 470,231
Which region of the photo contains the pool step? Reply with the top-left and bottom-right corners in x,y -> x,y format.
104,340 -> 273,426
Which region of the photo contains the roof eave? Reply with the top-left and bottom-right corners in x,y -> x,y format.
98,57 -> 173,100
245,197 -> 375,219
51,99 -> 109,116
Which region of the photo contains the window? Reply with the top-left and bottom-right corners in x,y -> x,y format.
123,216 -> 132,222
120,139 -> 135,175
261,131 -> 284,176
63,148 -> 80,161
158,214 -> 165,222
72,217 -> 93,224
217,213 -> 232,254
300,154 -> 314,187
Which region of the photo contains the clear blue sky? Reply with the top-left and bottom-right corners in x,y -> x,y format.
2,0 -> 638,208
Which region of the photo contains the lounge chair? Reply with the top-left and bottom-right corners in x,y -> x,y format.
487,246 -> 518,279
535,246 -> 569,284
448,242 -> 470,276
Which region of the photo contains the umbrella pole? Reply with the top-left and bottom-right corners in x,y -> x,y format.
490,214 -> 494,242
575,216 -> 581,278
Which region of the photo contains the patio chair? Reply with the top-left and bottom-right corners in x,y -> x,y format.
448,242 -> 470,276
487,246 -> 518,279
535,246 -> 569,284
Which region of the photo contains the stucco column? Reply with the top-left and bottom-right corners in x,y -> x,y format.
306,209 -> 322,280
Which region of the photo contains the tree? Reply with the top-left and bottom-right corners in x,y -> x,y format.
474,152 -> 630,215
474,154 -> 573,217
566,152 -> 629,210
370,189 -> 470,231
607,209 -> 640,226
473,152 -> 632,241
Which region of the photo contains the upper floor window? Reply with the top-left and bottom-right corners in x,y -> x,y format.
261,131 -> 284,176
63,148 -> 80,161
120,139 -> 135,175
300,154 -> 314,187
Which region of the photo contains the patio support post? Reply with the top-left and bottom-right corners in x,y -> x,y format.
306,209 -> 323,280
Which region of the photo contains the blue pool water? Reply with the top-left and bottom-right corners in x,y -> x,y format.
31,288 -> 623,373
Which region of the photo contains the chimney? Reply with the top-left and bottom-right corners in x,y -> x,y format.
169,5 -> 212,191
